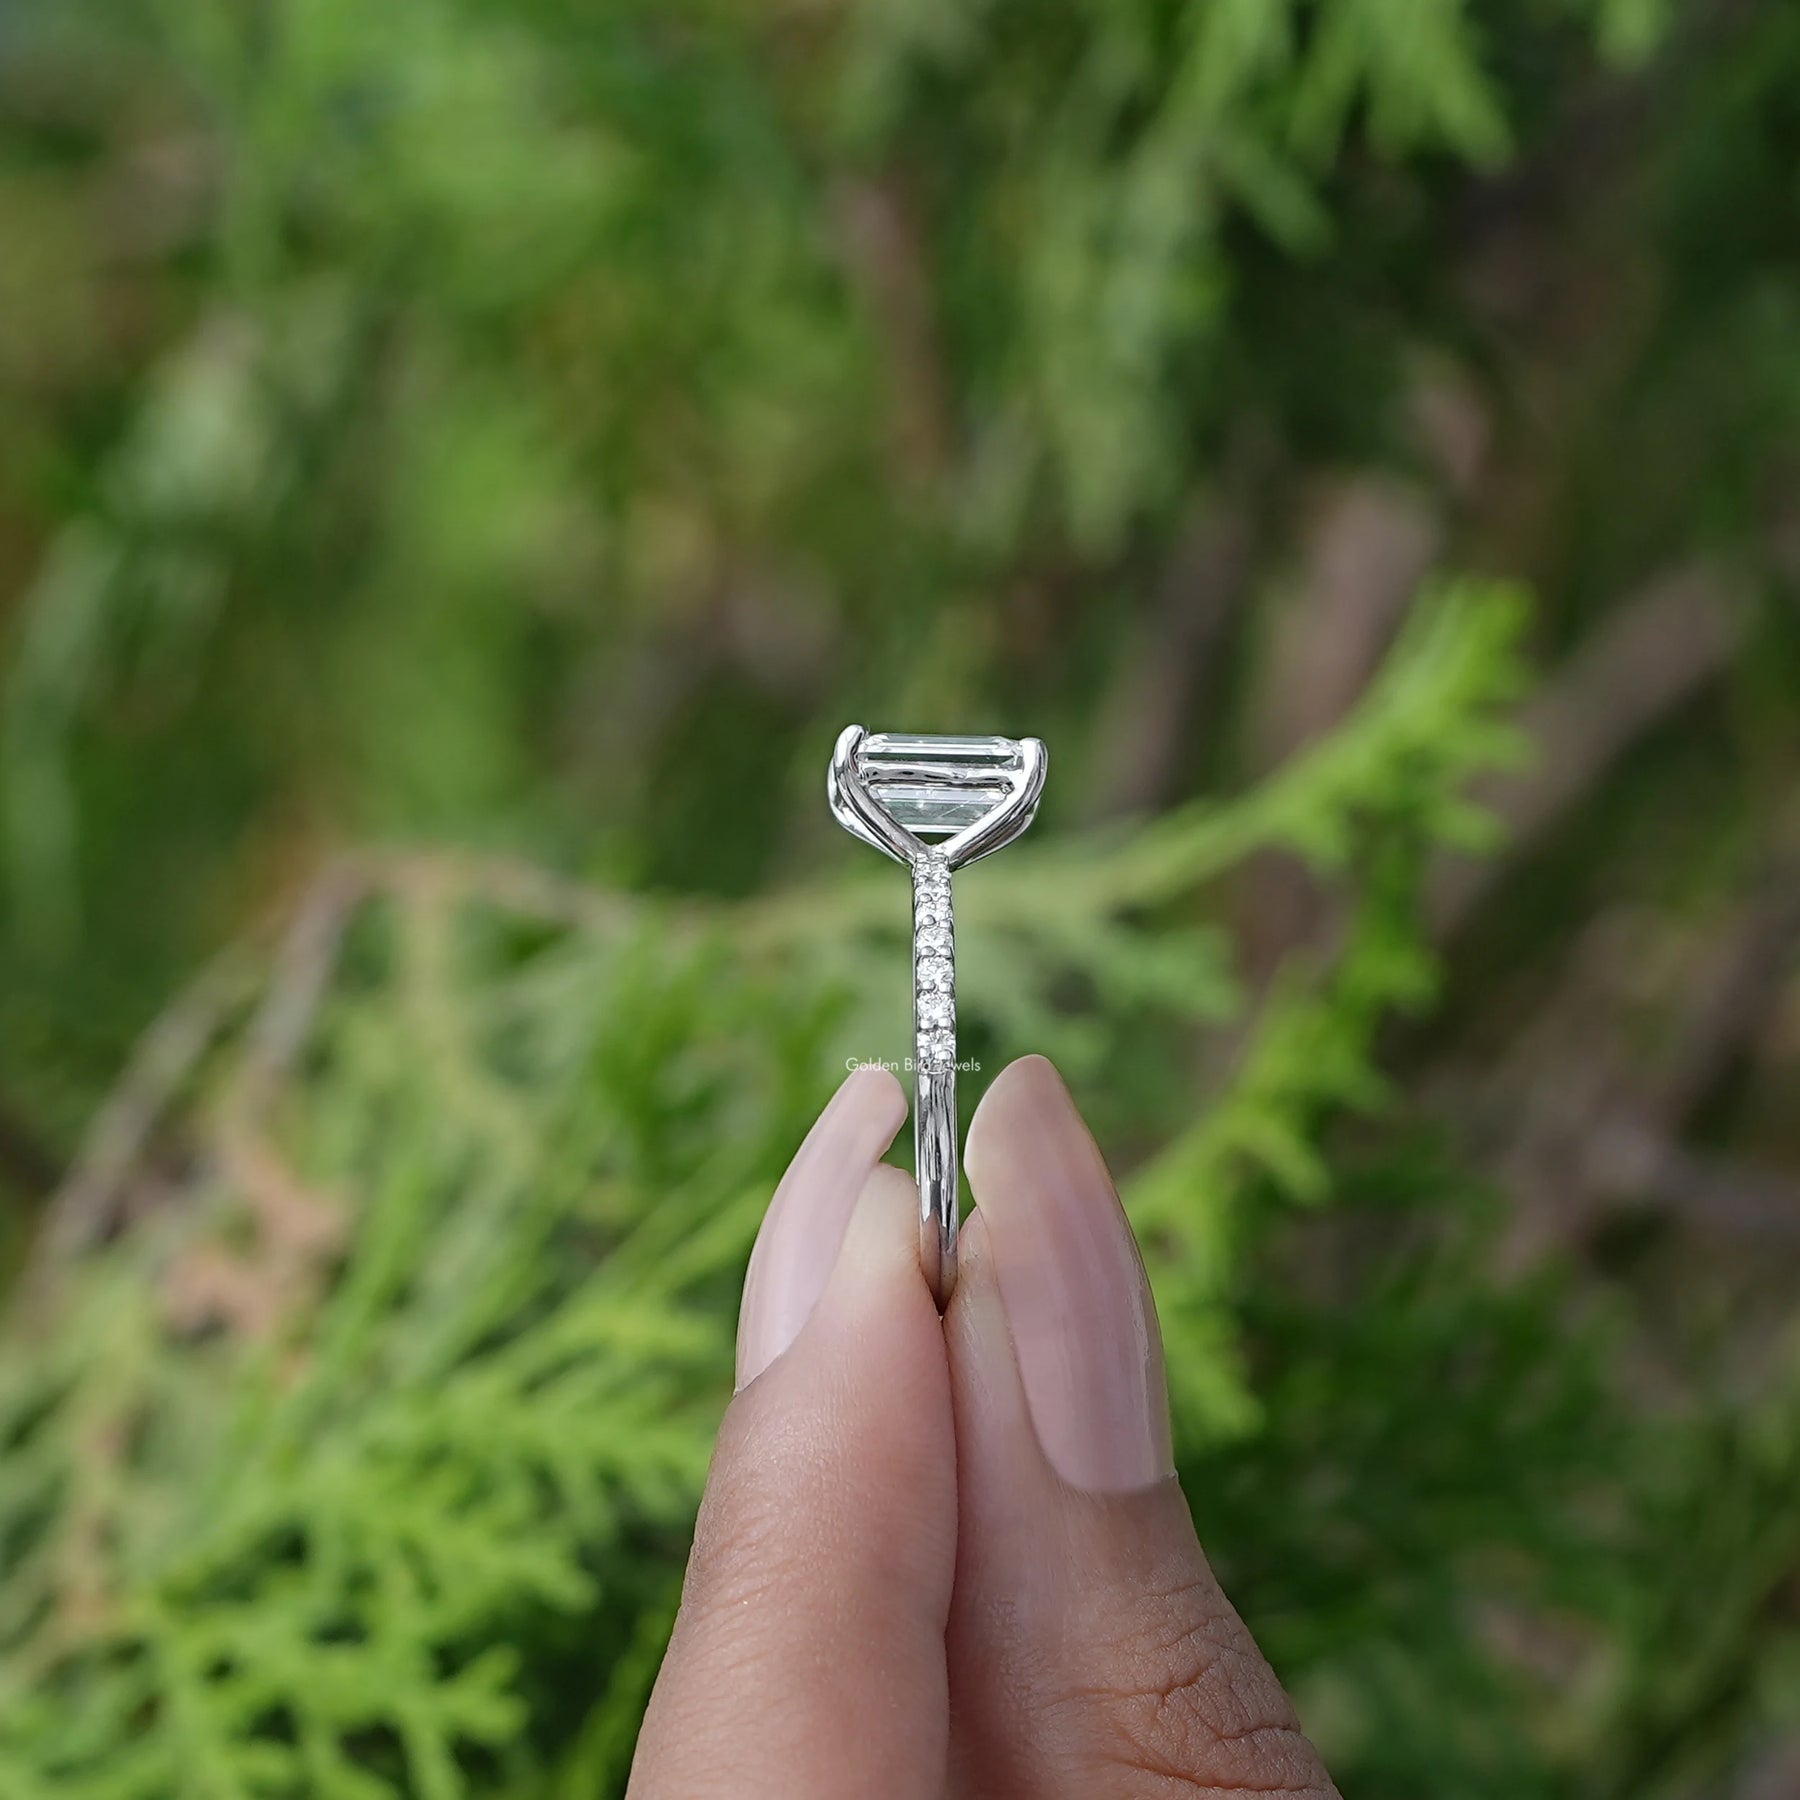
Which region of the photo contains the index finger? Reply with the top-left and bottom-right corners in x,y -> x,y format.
628,1071 -> 955,1800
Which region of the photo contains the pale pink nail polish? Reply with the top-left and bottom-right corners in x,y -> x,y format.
735,1066 -> 907,1388
964,1056 -> 1174,1492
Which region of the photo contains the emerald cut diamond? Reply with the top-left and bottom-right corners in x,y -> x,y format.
856,733 -> 1026,838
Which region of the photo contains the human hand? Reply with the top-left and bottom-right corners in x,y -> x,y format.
627,1056 -> 1339,1798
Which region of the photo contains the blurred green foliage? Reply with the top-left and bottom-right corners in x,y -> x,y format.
4,0 -> 1800,1795
0,585 -> 1550,1798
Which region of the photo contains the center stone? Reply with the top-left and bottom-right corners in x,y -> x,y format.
856,733 -> 1024,837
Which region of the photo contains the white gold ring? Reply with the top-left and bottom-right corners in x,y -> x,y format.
827,726 -> 1048,1307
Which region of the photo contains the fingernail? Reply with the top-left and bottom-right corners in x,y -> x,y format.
964,1056 -> 1173,1492
736,1066 -> 907,1388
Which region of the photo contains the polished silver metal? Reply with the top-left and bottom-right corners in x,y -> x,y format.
828,725 -> 1047,1307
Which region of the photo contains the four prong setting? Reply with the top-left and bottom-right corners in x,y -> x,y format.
828,726 -> 1047,873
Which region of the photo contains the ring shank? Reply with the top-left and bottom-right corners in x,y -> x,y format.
915,1069 -> 957,1307
910,853 -> 958,1307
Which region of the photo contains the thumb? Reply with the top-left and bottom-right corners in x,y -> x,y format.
629,1068 -> 955,1800
945,1056 -> 1338,1800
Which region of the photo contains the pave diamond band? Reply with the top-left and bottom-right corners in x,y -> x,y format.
914,854 -> 955,1069
828,724 -> 1047,1306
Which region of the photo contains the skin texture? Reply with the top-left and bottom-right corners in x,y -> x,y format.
628,1057 -> 1340,1799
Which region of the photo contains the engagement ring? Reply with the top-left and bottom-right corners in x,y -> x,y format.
827,727 -> 1047,1306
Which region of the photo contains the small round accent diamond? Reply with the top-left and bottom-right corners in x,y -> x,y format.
918,992 -> 954,1029
917,956 -> 953,992
917,923 -> 952,955
918,1029 -> 956,1067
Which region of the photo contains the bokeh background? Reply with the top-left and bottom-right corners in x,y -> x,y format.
5,2 -> 1800,1795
